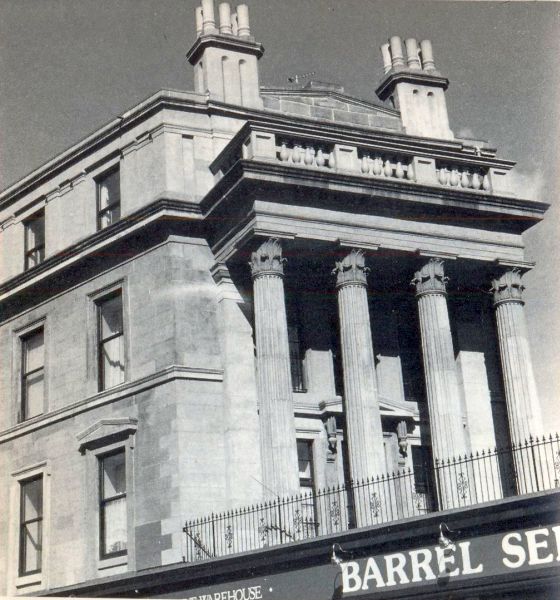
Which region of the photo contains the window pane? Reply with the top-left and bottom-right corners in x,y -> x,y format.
26,213 -> 45,249
297,441 -> 312,480
22,521 -> 42,573
24,370 -> 44,419
24,330 -> 44,372
23,478 -> 43,519
98,170 -> 120,210
102,496 -> 127,555
101,337 -> 125,389
102,452 -> 126,498
99,295 -> 123,339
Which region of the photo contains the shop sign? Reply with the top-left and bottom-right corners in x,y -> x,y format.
167,523 -> 560,600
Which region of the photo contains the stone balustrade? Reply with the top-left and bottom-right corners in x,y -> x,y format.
436,162 -> 491,192
211,125 -> 513,197
276,139 -> 336,169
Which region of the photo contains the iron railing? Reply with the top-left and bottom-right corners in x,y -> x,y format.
183,433 -> 560,562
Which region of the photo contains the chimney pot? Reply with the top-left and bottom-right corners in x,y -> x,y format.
405,38 -> 421,69
389,36 -> 405,68
219,3 -> 233,34
201,0 -> 216,34
380,43 -> 392,74
195,6 -> 203,37
420,39 -> 436,71
237,4 -> 251,37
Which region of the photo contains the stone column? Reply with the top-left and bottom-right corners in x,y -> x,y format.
334,250 -> 385,489
412,259 -> 467,508
491,270 -> 543,493
251,239 -> 300,497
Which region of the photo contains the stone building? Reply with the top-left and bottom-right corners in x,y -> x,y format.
0,1 -> 558,598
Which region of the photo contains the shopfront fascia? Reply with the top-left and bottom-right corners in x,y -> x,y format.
43,490 -> 560,600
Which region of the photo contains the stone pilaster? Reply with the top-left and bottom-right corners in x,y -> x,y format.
491,270 -> 543,444
411,259 -> 467,462
333,250 -> 385,487
251,239 -> 300,497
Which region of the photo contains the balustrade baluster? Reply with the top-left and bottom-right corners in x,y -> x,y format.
361,153 -> 370,174
373,155 -> 383,176
472,170 -> 481,189
304,145 -> 314,165
328,151 -> 336,169
279,141 -> 289,162
450,168 -> 460,186
383,158 -> 393,177
461,169 -> 470,188
406,162 -> 415,181
316,147 -> 325,167
482,173 -> 491,191
395,160 -> 405,179
292,143 -> 302,163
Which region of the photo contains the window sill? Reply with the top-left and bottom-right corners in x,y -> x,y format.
98,554 -> 128,571
15,573 -> 43,590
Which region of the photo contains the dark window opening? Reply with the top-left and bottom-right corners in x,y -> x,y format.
24,211 -> 45,270
99,449 -> 127,559
19,476 -> 43,576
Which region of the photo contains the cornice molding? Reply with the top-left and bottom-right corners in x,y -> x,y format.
0,365 -> 223,446
186,33 -> 264,64
0,197 -> 202,300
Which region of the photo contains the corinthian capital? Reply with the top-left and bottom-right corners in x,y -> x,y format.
411,259 -> 448,296
491,269 -> 525,305
250,238 -> 286,278
333,249 -> 369,288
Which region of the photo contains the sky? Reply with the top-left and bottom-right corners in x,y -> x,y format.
0,0 -> 558,433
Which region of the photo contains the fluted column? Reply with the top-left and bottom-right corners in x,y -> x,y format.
251,239 -> 300,497
334,250 -> 385,489
491,270 -> 543,445
412,259 -> 467,508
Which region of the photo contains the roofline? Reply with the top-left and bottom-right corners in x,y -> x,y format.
260,85 -> 399,117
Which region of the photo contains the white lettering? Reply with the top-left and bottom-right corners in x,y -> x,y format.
526,528 -> 554,565
502,532 -> 526,568
459,542 -> 483,575
361,557 -> 386,590
384,553 -> 410,586
435,546 -> 459,577
409,548 -> 436,582
341,561 -> 362,593
552,526 -> 560,561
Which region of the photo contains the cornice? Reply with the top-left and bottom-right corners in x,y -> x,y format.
202,158 -> 549,223
0,197 -> 202,301
375,70 -> 450,100
186,33 -> 264,64
0,365 -> 223,445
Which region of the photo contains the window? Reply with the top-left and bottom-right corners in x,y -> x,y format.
99,450 -> 127,558
288,324 -> 306,392
24,211 -> 45,270
97,168 -> 121,230
297,440 -> 317,535
19,476 -> 43,576
411,445 -> 434,494
97,291 -> 125,391
297,440 -> 315,494
21,328 -> 45,421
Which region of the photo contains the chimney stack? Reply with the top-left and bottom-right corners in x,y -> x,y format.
188,1 -> 263,108
375,36 -> 453,140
